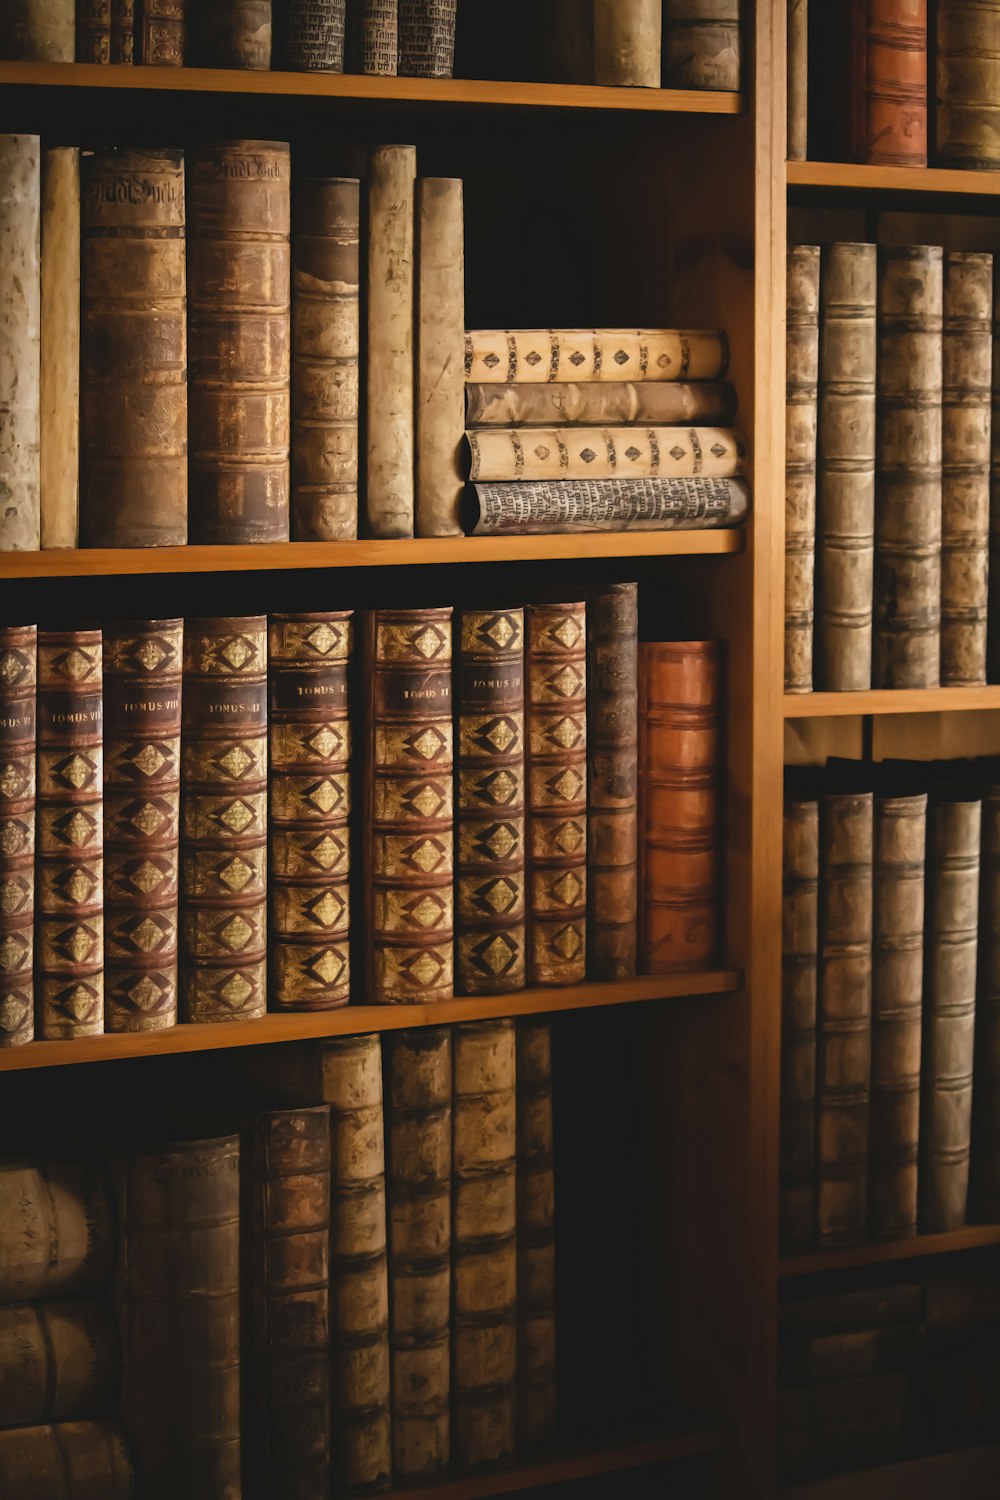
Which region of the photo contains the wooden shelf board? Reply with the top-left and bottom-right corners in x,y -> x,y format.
0,971 -> 740,1071
788,159 -> 1000,196
779,1224 -> 1000,1278
783,686 -> 1000,718
0,61 -> 742,114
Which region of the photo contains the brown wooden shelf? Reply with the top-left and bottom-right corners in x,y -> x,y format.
787,159 -> 1000,196
779,1224 -> 1000,1278
783,686 -> 1000,718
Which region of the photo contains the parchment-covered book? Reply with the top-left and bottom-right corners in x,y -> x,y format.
466,476 -> 750,536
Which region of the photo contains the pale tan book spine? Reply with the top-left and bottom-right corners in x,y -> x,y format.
593,0 -> 661,86
787,0 -> 808,161
516,1018 -> 556,1449
467,426 -> 744,483
991,258 -> 1000,683
0,0 -> 75,59
664,0 -> 741,91
366,144 -> 416,538
0,135 -> 40,551
780,795 -> 818,1255
0,625 -> 35,1048
464,380 -> 738,428
785,245 -> 820,694
0,1300 -> 119,1426
40,147 -> 79,549
416,177 -> 465,538
0,1421 -> 133,1499
0,1160 -> 116,1301
350,0 -> 398,73
935,0 -> 1000,169
464,329 -> 728,385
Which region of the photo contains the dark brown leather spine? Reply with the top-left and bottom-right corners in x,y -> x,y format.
638,641 -> 722,973
780,794 -> 819,1255
194,0 -> 271,65
36,628 -> 104,1039
77,0 -> 111,60
0,1300 -> 120,1425
181,617 -> 267,1023
80,149 -> 187,548
516,1018 -> 556,1449
0,1160 -> 116,1301
663,0 -> 740,90
0,625 -> 36,1047
363,609 -> 454,1004
456,607 -> 525,995
137,0 -> 185,62
125,1135 -> 241,1500
282,0 -> 346,69
972,787 -> 1000,1221
587,583 -> 638,980
111,0 -> 134,59
103,620 -> 182,1033
397,0 -> 455,76
852,0 -> 928,165
0,1420 -> 133,1500
269,613 -> 352,1011
188,140 -> 291,544
349,0 -> 397,72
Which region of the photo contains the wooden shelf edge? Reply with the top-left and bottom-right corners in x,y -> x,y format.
0,971 -> 741,1070
783,687 -> 1000,718
779,1224 -> 1000,1277
787,159 -> 1000,196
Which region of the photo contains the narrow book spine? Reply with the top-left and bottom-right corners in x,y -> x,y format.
181,617 -> 268,1023
464,381 -> 739,428
593,0 -> 661,87
526,602 -> 588,986
515,1018 -> 556,1449
935,0 -> 1000,169
103,619 -> 182,1033
36,628 -> 104,1040
416,177 -> 465,537
468,476 -> 750,535
0,1160 -> 116,1301
194,0 -> 271,66
0,625 -> 36,1048
972,789 -> 1000,1221
398,0 -> 454,75
111,0 -> 134,60
780,795 -> 819,1255
785,245 -> 820,694
663,0 -> 740,90
366,145 -> 416,538
137,0 -> 186,63
0,1300 -> 120,1425
464,329 -> 728,385
0,0 -> 75,59
855,0 -> 928,165
467,426 -> 745,483
77,0 -> 111,60
991,259 -> 1000,683
40,147 -> 79,549
349,0 -> 397,72
188,140 -> 291,544
268,611 -> 352,1011
0,1421 -> 133,1500
283,0 -> 346,69
787,0 -> 808,160
587,583 -> 638,980
291,175 -> 360,541
0,136 -> 40,551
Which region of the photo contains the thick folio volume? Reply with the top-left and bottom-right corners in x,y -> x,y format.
292,176 -> 360,540
36,629 -> 104,1041
465,328 -> 728,385
125,1136 -> 241,1500
0,1 -> 75,59
587,583 -> 638,980
349,0 -> 397,72
0,625 -> 36,1048
0,1421 -> 133,1500
194,0 -> 272,66
103,620 -> 182,1033
0,136 -> 40,552
785,245 -> 820,694
366,145 -> 416,538
973,787 -> 1000,1221
467,426 -> 744,483
181,618 -> 268,1023
935,1 -> 1000,169
77,0 -> 111,60
516,1018 -> 557,1448
137,0 -> 186,63
593,0 -> 661,87
40,147 -> 80,550
0,1300 -> 119,1425
416,177 -> 465,537
851,0 -> 928,166
465,380 -> 738,428
268,612 -> 352,1011
81,149 -> 187,548
398,0 -> 455,76
788,0 -> 808,160
663,0 -> 741,90
188,140 -> 291,544
0,1159 -> 115,1301
467,476 -> 750,536
282,0 -> 346,69
780,792 -> 819,1255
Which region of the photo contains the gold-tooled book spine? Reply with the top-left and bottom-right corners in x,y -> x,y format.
0,0 -> 76,60
935,0 -> 1000,169
181,616 -> 268,1023
787,0 -> 808,160
188,140 -> 291,544
0,1420 -> 133,1500
321,1035 -> 392,1494
817,242 -> 876,693
111,0 -> 134,59
587,584 -> 638,980
663,0 -> 741,90
871,792 -> 926,1242
466,426 -> 744,484
194,0 -> 272,66
349,0 -> 398,73
366,145 -> 416,538
515,1018 -> 556,1449
125,1135 -> 241,1500
785,245 -> 819,695
593,0 -> 661,87
0,136 -> 40,552
36,628 -> 104,1040
268,612 -> 352,1011
0,1300 -> 120,1426
40,147 -> 80,549
455,607 -> 525,996
385,1027 -> 452,1483
103,620 -> 182,1033
452,1019 -> 517,1473
991,259 -> 1000,682
249,1105 -> 331,1500
81,148 -> 187,548
920,794 -> 981,1232
0,625 -> 36,1047
874,245 -> 943,689
464,380 -> 739,428
972,788 -> 1000,1221
0,1160 -> 116,1302
77,0 -> 111,60
398,0 -> 455,76
463,329 -> 728,386
817,790 -> 873,1248
780,795 -> 818,1255
941,251 -> 992,686
137,0 -> 186,64
291,177 -> 360,541
363,608 -> 454,1005
416,177 -> 465,537
526,602 -> 587,987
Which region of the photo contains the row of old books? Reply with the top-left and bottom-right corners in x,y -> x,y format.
0,1021 -> 554,1496
785,240 -> 998,695
0,595 -> 726,1046
780,758 -> 1000,1259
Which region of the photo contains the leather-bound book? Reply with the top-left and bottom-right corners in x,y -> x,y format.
874,245 -> 943,689
465,329 -> 728,385
935,1 -> 1000,169
81,148 -> 187,548
125,1135 -> 241,1500
103,620 -> 182,1033
0,0 -> 75,59
194,0 -> 272,65
780,1321 -> 924,1384
282,0 -> 346,69
77,0 -> 111,60
816,788 -> 872,1248
385,1028 -> 452,1483
663,0 -> 741,90
362,609 -> 454,1005
36,628 -> 104,1041
467,426 -> 744,483
639,641 -> 722,973
593,0 -> 661,87
349,0 -> 397,72
181,617 -> 267,1024
416,177 -> 465,537
941,251 -> 992,686
0,1421 -> 133,1500
398,0 -> 455,75
516,1018 -> 556,1449
526,602 -> 588,987
137,0 -> 185,62
291,176 -> 360,540
464,380 -> 738,428
851,0 -> 927,165
452,1019 -> 517,1473
785,244 -> 819,694
870,790 -> 926,1241
188,140 -> 291,544
40,147 -> 80,549
0,1160 -> 116,1300
366,145 -> 416,538
0,625 -> 36,1048
467,475 -> 750,536
268,612 -> 352,1011
779,1281 -> 923,1334
455,606 -> 525,996
788,0 -> 808,160
972,784 -> 1000,1221
587,583 -> 638,980
991,264 -> 1000,683
0,1300 -> 120,1424
920,791 -> 981,1232
780,790 -> 819,1255
111,0 -> 134,60
0,136 -> 40,552
817,242 -> 877,692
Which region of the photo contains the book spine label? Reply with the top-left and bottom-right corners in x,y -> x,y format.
0,1160 -> 116,1301
857,0 -> 928,165
594,0 -> 661,87
874,245 -> 943,689
283,0 -> 346,69
366,145 -> 416,538
456,607 -> 526,995
36,629 -> 104,1039
0,136 -> 40,551
818,242 -> 877,692
103,620 -> 182,1033
526,603 -> 588,986
787,0 -> 808,160
0,625 -> 36,1048
780,796 -> 819,1254
515,1018 -> 556,1448
398,0 -> 455,76
464,329 -> 728,385
40,147 -> 80,550
77,0 -> 111,60
195,0 -> 271,66
972,789 -> 1000,1220
0,0 -> 75,60
111,0 -> 134,60
468,476 -> 750,536
181,617 -> 268,1023
350,0 -> 397,73
268,612 -> 352,1010
189,140 -> 290,544
0,1420 -> 133,1500
785,245 -> 820,694
292,176 -> 359,540
137,0 -> 186,64
935,1 -> 1000,168
416,177 -> 465,537
0,1300 -> 119,1426
465,380 -> 739,428
467,426 -> 745,483
588,583 -> 638,980
664,0 -> 741,90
